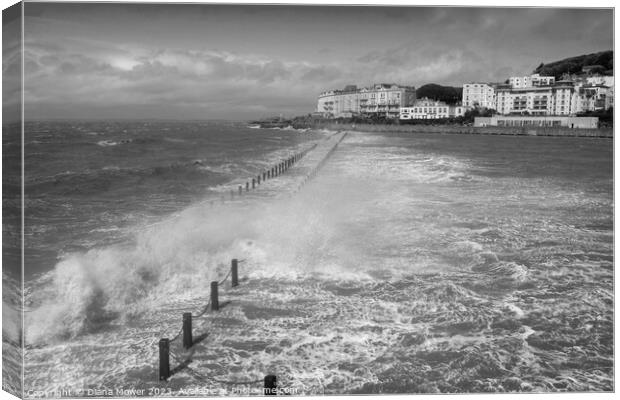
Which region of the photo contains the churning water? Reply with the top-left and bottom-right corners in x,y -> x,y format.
6,122 -> 614,395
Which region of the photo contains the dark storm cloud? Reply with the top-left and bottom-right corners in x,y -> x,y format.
21,4 -> 613,120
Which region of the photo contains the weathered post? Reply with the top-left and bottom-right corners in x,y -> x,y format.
264,375 -> 277,395
231,258 -> 239,287
246,181 -> 249,192
263,172 -> 266,181
257,175 -> 261,184
211,281 -> 219,311
252,178 -> 256,189
159,339 -> 170,381
183,312 -> 192,349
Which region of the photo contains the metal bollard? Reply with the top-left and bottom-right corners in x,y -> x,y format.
264,375 -> 277,395
159,339 -> 170,381
183,312 -> 192,349
211,281 -> 219,311
231,259 -> 238,287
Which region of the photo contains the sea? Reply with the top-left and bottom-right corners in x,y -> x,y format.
3,120 -> 613,395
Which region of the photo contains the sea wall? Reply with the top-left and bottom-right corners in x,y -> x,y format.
318,123 -> 613,138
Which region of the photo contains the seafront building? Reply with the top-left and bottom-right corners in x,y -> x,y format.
399,98 -> 468,120
317,84 -> 416,118
317,72 -> 612,121
509,73 -> 556,88
462,82 -> 496,109
495,81 -> 579,116
465,72 -> 614,116
474,115 -> 599,129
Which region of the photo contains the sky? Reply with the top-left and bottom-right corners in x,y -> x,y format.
8,2 -> 615,120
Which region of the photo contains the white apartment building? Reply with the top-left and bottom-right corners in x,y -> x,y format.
509,73 -> 555,88
576,84 -> 613,113
495,76 -> 614,116
316,86 -> 360,118
586,76 -> 614,87
359,84 -> 417,118
462,83 -> 496,109
400,98 -> 469,120
495,82 -> 579,116
317,84 -> 416,118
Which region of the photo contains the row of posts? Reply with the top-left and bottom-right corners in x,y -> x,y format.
225,146 -> 315,202
162,138 -> 345,389
159,259 -> 239,380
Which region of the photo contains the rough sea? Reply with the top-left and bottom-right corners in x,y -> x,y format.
3,121 -> 613,395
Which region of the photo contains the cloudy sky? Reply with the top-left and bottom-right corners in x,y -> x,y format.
18,3 -> 613,120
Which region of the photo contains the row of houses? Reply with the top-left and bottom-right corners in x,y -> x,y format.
316,84 -> 469,120
316,83 -> 417,119
463,73 -> 614,115
316,71 -> 613,122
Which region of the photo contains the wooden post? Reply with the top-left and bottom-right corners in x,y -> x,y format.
211,281 -> 219,311
264,375 -> 277,395
252,178 -> 256,189
263,172 -> 266,181
159,339 -> 170,381
257,175 -> 261,184
246,181 -> 249,192
183,312 -> 192,349
231,259 -> 238,287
